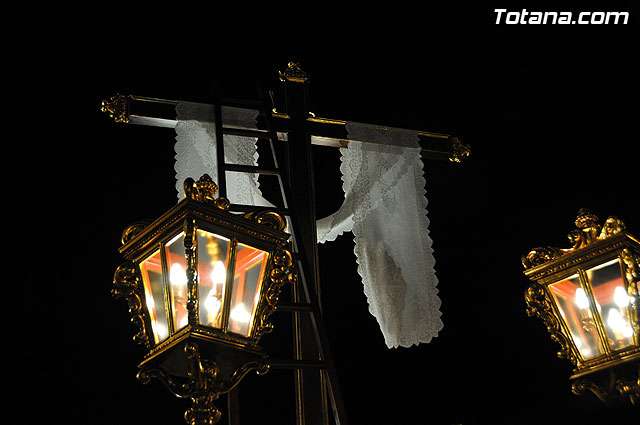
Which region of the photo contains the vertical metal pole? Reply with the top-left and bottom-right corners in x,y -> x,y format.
292,269 -> 306,425
227,388 -> 240,425
213,83 -> 227,198
281,66 -> 329,425
281,69 -> 321,300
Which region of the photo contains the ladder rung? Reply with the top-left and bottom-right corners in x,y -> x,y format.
224,164 -> 280,176
268,359 -> 326,370
222,127 -> 270,139
276,302 -> 313,312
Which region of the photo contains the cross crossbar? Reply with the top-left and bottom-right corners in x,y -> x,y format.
101,94 -> 470,163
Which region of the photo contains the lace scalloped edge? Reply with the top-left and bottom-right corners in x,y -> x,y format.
316,146 -> 354,243
174,119 -> 265,203
352,150 -> 443,349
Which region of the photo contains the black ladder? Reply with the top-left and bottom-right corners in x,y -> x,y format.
211,81 -> 349,425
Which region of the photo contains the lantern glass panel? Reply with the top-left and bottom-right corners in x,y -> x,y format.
196,230 -> 231,328
585,259 -> 635,350
166,233 -> 189,332
140,249 -> 170,344
548,274 -> 604,359
228,243 -> 269,336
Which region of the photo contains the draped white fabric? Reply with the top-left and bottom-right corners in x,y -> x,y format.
318,123 -> 442,348
174,102 -> 273,207
174,102 -> 443,348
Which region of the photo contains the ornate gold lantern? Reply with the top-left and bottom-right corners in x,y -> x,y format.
113,174 -> 295,424
522,209 -> 640,406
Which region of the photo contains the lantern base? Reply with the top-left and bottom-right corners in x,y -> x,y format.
571,352 -> 640,407
185,398 -> 222,425
137,335 -> 269,424
140,327 -> 268,380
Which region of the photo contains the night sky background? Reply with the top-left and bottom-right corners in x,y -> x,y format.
33,3 -> 637,424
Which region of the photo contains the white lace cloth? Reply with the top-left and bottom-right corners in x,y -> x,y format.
174,102 -> 274,207
318,123 -> 442,348
174,102 -> 443,348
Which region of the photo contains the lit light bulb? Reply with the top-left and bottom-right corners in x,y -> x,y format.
607,308 -> 625,332
146,296 -> 156,312
571,333 -> 583,349
575,287 -> 590,309
230,303 -> 251,323
156,323 -> 168,340
613,286 -> 630,308
170,263 -> 187,286
205,290 -> 221,314
179,314 -> 189,328
606,308 -> 634,339
211,261 -> 226,285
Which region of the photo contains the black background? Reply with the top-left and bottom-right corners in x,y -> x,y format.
32,3 -> 637,424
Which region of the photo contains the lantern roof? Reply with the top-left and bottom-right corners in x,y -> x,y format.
522,209 -> 640,281
119,174 -> 290,261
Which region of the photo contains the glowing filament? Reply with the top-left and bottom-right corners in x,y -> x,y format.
613,286 -> 630,308
205,290 -> 222,314
575,287 -> 590,309
146,296 -> 156,312
230,303 -> 251,323
607,308 -> 633,338
155,322 -> 168,340
170,263 -> 187,286
179,314 -> 189,328
211,261 -> 226,285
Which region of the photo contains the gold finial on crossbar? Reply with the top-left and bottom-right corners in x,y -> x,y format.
101,93 -> 131,123
279,62 -> 309,83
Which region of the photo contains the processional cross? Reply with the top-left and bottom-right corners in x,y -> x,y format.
102,62 -> 470,425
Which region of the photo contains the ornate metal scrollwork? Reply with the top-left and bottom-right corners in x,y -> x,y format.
183,341 -> 223,425
572,379 -> 606,400
243,210 -> 287,232
253,247 -> 296,340
101,94 -> 131,123
615,372 -> 640,406
621,248 -> 640,290
521,246 -> 565,269
448,137 -> 471,164
522,209 -> 628,269
279,61 -> 309,83
573,208 -> 602,246
621,248 -> 640,344
137,341 -> 269,425
137,366 -> 195,398
112,262 -> 150,347
525,282 -> 578,365
184,218 -> 199,325
572,366 -> 640,407
184,174 -> 230,211
121,220 -> 151,245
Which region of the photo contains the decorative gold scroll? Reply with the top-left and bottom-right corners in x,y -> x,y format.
137,341 -> 269,425
448,137 -> 471,164
278,61 -> 309,83
522,209 -> 627,269
184,174 -> 230,211
112,261 -> 150,348
101,93 -> 130,123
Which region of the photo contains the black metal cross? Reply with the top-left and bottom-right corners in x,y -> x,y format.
102,62 -> 469,425
101,64 -> 470,164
